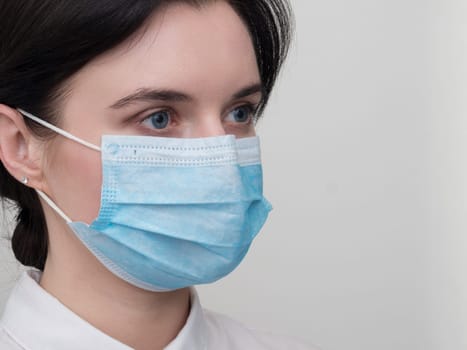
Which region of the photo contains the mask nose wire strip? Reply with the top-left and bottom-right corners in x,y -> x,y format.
36,189 -> 73,224
17,108 -> 102,152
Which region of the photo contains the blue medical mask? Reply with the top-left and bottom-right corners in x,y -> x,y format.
18,109 -> 272,291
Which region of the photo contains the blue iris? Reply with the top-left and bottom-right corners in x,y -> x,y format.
148,111 -> 170,129
229,106 -> 251,123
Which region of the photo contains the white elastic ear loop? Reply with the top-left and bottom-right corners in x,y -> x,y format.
17,108 -> 101,152
36,190 -> 72,224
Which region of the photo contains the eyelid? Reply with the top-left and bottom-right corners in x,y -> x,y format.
229,102 -> 259,120
222,103 -> 258,127
138,107 -> 176,121
137,107 -> 178,133
225,102 -> 259,117
131,102 -> 260,129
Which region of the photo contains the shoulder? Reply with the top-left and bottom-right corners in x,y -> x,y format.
203,309 -> 319,350
0,326 -> 24,350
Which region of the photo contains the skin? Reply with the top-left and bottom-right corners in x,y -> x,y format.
0,1 -> 262,349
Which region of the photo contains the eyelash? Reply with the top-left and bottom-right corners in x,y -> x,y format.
227,103 -> 258,123
138,107 -> 176,133
138,102 -> 259,132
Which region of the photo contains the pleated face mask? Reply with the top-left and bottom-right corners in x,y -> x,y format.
18,109 -> 272,291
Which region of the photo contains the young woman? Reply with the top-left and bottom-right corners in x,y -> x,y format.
0,1 -> 314,349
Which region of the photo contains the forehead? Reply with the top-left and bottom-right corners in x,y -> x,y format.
66,1 -> 260,103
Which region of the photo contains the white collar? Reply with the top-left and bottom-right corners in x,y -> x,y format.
1,270 -> 207,350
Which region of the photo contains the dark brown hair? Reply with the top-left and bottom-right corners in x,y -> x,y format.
0,0 -> 293,270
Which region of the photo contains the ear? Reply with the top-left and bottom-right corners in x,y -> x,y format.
0,104 -> 45,189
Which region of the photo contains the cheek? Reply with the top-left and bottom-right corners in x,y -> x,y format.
44,139 -> 102,223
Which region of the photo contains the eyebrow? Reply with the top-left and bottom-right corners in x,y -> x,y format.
232,83 -> 264,100
108,83 -> 264,109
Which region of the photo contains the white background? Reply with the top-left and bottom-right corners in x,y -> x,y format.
1,1 -> 467,349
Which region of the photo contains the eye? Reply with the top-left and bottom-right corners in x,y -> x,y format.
226,105 -> 255,124
141,110 -> 171,130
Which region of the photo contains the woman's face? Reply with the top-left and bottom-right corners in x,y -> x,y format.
40,1 -> 262,224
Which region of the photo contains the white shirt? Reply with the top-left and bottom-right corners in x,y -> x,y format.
0,270 -> 316,350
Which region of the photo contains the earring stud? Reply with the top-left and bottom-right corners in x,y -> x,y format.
21,176 -> 28,185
